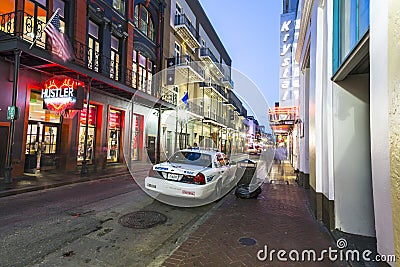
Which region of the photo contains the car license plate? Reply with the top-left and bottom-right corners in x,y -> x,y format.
168,173 -> 179,180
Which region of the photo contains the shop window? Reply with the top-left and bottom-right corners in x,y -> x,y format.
77,105 -> 97,164
107,109 -> 122,163
131,114 -> 143,161
28,91 -> 61,123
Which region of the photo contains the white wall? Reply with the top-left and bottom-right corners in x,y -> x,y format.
170,0 -> 197,28
199,25 -> 220,61
299,67 -> 309,174
333,74 -> 375,237
370,0 -> 395,261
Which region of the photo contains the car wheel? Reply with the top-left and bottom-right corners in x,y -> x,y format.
213,180 -> 222,201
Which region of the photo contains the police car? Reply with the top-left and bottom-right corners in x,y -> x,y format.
145,149 -> 237,199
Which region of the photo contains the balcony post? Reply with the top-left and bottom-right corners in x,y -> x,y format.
4,49 -> 21,182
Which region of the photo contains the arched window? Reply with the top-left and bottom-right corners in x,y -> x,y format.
134,4 -> 155,41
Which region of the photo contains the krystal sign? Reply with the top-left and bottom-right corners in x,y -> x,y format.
41,76 -> 84,112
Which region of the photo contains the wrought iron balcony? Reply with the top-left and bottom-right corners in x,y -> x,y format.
228,91 -> 242,112
199,82 -> 228,101
222,77 -> 234,89
160,87 -> 178,106
187,101 -> 204,117
174,14 -> 201,50
200,47 -> 223,78
173,55 -> 204,83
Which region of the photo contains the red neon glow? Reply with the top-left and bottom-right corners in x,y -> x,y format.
80,106 -> 97,126
109,110 -> 121,128
42,76 -> 84,112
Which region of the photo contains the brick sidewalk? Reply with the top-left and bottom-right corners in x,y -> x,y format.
162,163 -> 348,267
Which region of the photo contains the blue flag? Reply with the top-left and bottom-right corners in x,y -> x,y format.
181,92 -> 188,105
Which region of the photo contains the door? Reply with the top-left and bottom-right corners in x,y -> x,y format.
0,126 -> 9,177
147,136 -> 156,163
24,122 -> 59,173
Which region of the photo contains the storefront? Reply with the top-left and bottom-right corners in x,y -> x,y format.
131,113 -> 144,161
24,91 -> 61,173
77,105 -> 97,164
107,109 -> 123,163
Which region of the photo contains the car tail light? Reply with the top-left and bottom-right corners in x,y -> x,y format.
193,173 -> 205,185
148,168 -> 163,178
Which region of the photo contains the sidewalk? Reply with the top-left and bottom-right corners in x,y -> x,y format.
0,162 -> 152,198
161,162 -> 349,267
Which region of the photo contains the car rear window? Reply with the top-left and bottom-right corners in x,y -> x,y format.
169,152 -> 212,167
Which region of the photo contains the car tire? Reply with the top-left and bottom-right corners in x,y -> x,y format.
212,180 -> 222,201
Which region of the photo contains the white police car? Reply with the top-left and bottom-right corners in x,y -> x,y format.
145,149 -> 237,199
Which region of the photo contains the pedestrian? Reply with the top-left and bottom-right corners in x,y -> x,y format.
274,143 -> 287,164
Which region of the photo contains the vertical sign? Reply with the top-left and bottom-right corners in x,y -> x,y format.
279,12 -> 299,107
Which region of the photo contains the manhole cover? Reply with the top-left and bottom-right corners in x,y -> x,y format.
119,211 -> 167,229
238,237 -> 257,246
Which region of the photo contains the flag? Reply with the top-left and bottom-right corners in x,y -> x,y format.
44,10 -> 73,62
181,92 -> 188,106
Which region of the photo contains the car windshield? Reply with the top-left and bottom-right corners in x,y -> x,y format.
169,152 -> 212,167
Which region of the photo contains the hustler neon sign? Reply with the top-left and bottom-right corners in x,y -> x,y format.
41,77 -> 84,112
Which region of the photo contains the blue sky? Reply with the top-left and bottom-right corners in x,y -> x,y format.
199,0 -> 282,127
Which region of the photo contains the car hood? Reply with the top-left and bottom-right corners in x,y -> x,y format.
153,162 -> 209,175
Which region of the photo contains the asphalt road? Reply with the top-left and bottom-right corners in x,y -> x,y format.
0,152 -> 271,267
0,170 -> 217,267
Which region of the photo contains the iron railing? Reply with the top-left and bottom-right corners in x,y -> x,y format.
188,102 -> 204,117
199,47 -> 218,64
174,14 -> 200,42
175,55 -> 204,79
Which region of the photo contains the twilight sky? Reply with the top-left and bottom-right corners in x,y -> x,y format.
199,0 -> 282,128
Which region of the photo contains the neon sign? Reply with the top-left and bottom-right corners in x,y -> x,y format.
109,110 -> 121,128
80,106 -> 96,127
41,76 -> 84,112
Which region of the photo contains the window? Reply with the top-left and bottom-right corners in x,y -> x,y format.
24,0 -> 47,47
88,20 -> 100,72
110,35 -> 120,80
174,42 -> 181,64
113,0 -> 125,14
132,50 -> 137,88
333,0 -> 370,72
133,51 -> 154,95
176,3 -> 182,16
133,4 -> 155,41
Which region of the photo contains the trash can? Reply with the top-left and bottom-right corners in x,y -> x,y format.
235,159 -> 261,199
236,159 -> 257,186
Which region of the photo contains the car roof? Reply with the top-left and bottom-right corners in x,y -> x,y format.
177,149 -> 221,156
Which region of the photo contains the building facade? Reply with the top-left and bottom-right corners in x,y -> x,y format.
295,0 -> 399,264
160,0 -> 246,158
0,0 -> 247,180
0,0 -> 171,179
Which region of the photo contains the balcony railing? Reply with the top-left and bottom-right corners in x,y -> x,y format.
0,10 -> 48,48
160,87 -> 178,106
174,55 -> 205,80
188,102 -> 204,117
199,47 -> 218,64
222,77 -> 234,89
174,14 -> 201,49
200,82 -> 227,100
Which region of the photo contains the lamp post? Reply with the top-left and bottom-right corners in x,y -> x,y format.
4,49 -> 21,182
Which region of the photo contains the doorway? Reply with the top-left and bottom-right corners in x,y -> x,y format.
147,135 -> 156,163
0,126 -> 9,177
24,122 -> 59,173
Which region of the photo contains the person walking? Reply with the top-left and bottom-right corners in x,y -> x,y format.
275,143 -> 287,175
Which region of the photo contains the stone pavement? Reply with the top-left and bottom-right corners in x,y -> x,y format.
161,162 -> 349,267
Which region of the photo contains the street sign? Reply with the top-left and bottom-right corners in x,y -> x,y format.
7,106 -> 19,120
7,106 -> 15,120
